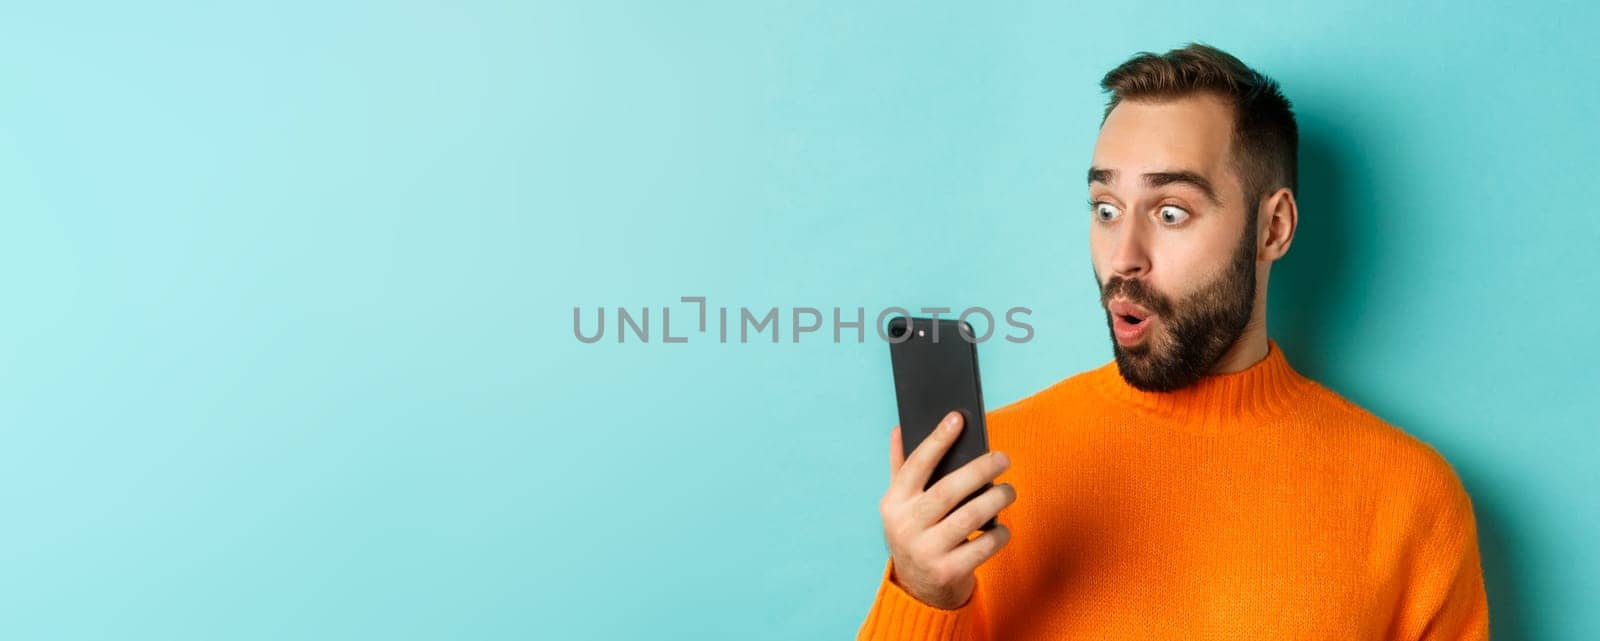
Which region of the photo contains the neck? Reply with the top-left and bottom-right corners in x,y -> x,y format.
1210,316 -> 1269,374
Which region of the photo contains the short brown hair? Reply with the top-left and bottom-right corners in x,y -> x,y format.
1099,43 -> 1298,212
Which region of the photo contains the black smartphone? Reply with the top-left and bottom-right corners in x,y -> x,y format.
885,315 -> 996,531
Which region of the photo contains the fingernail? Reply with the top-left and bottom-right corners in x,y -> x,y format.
994,451 -> 1010,468
943,412 -> 960,431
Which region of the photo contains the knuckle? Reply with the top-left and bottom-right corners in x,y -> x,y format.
884,529 -> 910,553
972,492 -> 998,517
940,507 -> 967,531
885,521 -> 915,548
958,508 -> 984,532
914,495 -> 947,523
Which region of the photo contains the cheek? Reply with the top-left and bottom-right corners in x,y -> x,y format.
1146,243 -> 1214,297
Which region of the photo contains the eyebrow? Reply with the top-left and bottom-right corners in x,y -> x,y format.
1087,166 -> 1222,206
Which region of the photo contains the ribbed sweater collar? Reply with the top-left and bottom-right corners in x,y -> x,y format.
1087,338 -> 1312,436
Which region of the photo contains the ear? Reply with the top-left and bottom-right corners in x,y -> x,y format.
1257,187 -> 1298,262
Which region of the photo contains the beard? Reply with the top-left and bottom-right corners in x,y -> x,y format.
1097,219 -> 1258,392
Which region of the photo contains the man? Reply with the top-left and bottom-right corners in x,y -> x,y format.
858,43 -> 1490,640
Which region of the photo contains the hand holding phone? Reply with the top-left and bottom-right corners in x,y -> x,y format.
880,411 -> 1016,610
878,316 -> 1017,609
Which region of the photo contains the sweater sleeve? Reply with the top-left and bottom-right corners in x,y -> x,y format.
1398,463 -> 1491,641
856,557 -> 984,641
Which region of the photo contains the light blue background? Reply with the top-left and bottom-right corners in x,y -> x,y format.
2,1 -> 1595,639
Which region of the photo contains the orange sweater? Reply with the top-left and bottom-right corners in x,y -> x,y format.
858,339 -> 1489,640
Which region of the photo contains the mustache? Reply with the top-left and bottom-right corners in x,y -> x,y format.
1100,276 -> 1175,318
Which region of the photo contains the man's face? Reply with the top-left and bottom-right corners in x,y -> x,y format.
1088,93 -> 1259,392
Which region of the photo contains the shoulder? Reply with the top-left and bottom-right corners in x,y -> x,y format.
1296,378 -> 1473,509
1307,383 -> 1483,568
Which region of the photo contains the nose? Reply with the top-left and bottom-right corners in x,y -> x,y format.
1109,217 -> 1151,279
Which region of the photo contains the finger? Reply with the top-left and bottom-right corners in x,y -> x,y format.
915,451 -> 1010,525
930,482 -> 1016,543
889,425 -> 906,474
891,411 -> 963,496
944,523 -> 1011,574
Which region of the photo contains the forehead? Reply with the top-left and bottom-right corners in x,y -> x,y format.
1091,93 -> 1236,196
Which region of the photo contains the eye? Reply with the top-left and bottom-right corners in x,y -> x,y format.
1091,200 -> 1121,222
1156,205 -> 1190,225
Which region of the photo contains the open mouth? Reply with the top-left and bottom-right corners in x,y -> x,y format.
1108,300 -> 1153,325
1107,299 -> 1155,345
